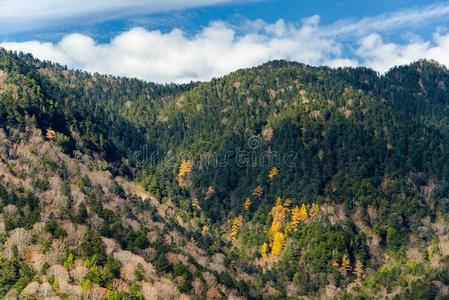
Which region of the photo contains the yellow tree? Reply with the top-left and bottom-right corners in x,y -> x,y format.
271,232 -> 285,256
260,242 -> 269,258
268,167 -> 279,182
243,198 -> 252,212
298,204 -> 308,222
290,206 -> 302,231
340,254 -> 352,275
269,198 -> 287,239
192,198 -> 201,210
177,160 -> 192,188
230,216 -> 242,242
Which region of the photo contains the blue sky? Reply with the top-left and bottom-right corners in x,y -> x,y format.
1,0 -> 449,83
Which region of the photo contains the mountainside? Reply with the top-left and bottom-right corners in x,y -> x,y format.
2,49 -> 449,299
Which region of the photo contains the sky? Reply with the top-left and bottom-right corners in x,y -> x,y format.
1,0 -> 449,83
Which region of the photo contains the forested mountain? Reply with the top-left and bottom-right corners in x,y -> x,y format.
1,48 -> 449,299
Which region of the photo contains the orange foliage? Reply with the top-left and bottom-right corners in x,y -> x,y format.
177,160 -> 192,188
46,129 -> 56,140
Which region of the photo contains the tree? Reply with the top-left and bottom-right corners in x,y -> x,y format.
192,197 -> 201,211
290,206 -> 302,231
310,203 -> 320,217
46,129 -> 56,140
80,230 -> 107,265
268,167 -> 279,182
134,263 -> 145,282
253,185 -> 264,199
271,232 -> 285,257
340,254 -> 352,275
354,259 -> 364,281
230,216 -> 242,242
177,160 -> 192,188
260,242 -> 269,258
243,198 -> 252,212
270,198 -> 287,239
75,203 -> 88,223
298,204 -> 308,222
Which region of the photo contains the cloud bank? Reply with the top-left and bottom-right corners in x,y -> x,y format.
2,2 -> 449,83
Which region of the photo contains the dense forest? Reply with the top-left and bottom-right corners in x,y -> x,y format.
1,48 -> 449,298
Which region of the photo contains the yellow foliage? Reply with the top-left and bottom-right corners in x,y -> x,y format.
243,198 -> 252,211
283,198 -> 293,208
340,254 -> 352,274
46,129 -> 56,140
298,204 -> 308,221
230,216 -> 242,242
290,206 -> 301,231
290,204 -> 308,231
268,167 -> 279,182
271,232 -> 285,256
192,197 -> 201,210
269,198 -> 287,239
177,160 -> 192,188
260,242 -> 269,258
332,260 -> 340,269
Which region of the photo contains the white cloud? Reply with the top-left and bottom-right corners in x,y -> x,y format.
0,0 -> 245,32
326,2 -> 449,37
357,32 -> 449,73
2,3 -> 449,83
1,20 -> 352,83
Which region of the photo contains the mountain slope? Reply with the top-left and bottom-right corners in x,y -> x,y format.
2,49 -> 449,298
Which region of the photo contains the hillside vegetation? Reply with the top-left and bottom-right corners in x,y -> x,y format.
1,49 -> 449,299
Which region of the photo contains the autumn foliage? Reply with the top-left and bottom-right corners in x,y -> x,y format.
177,160 -> 192,188
268,167 -> 279,182
230,216 -> 242,242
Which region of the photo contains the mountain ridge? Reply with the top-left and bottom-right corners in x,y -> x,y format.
2,49 -> 449,299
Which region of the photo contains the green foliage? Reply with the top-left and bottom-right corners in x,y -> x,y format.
0,252 -> 35,298
80,230 -> 107,265
101,256 -> 122,287
4,49 -> 449,298
45,219 -> 67,239
0,185 -> 40,231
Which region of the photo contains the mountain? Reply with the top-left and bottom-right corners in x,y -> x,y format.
1,49 -> 449,299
